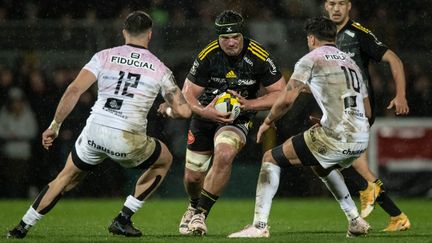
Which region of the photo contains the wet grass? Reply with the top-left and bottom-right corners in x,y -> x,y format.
0,198 -> 430,242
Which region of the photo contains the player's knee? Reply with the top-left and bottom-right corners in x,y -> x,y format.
185,149 -> 212,173
262,149 -> 277,165
213,146 -> 236,169
157,143 -> 173,169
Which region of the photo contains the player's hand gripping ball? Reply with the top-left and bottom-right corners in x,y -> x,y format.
214,92 -> 241,120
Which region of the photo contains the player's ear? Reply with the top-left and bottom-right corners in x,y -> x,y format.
122,29 -> 127,40
147,30 -> 152,42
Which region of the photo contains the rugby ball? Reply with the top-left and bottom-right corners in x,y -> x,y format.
214,92 -> 241,120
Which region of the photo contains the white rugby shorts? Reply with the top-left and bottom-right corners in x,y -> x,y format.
300,126 -> 369,169
73,122 -> 157,168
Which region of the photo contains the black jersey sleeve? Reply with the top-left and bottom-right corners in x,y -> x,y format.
248,40 -> 282,87
186,57 -> 209,87
357,27 -> 388,62
256,55 -> 283,87
186,40 -> 219,87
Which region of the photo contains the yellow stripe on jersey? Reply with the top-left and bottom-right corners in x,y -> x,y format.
247,47 -> 267,61
351,22 -> 370,33
198,40 -> 217,57
250,41 -> 269,56
199,45 -> 219,60
198,40 -> 218,59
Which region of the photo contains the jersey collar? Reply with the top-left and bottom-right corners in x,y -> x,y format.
337,19 -> 354,35
126,43 -> 147,49
324,44 -> 337,47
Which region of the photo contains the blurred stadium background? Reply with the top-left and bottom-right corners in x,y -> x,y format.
0,0 -> 431,202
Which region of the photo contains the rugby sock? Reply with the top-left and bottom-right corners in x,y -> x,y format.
341,166 -> 368,191
119,195 -> 145,220
195,189 -> 219,217
375,180 -> 402,217
190,198 -> 199,209
22,206 -> 43,226
253,162 -> 281,227
320,169 -> 359,221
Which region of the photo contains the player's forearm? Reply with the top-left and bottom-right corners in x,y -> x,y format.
385,50 -> 406,97
165,88 -> 192,118
390,62 -> 406,98
264,94 -> 291,125
172,103 -> 192,119
53,85 -> 82,124
184,97 -> 205,116
247,90 -> 281,111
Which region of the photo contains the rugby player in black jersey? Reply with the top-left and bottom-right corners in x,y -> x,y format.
325,0 -> 410,231
178,10 -> 286,235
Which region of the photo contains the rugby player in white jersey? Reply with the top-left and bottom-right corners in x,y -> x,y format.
7,11 -> 191,239
229,16 -> 372,238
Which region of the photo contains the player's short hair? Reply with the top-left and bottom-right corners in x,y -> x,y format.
215,10 -> 244,36
304,16 -> 336,42
325,0 -> 351,2
123,11 -> 152,36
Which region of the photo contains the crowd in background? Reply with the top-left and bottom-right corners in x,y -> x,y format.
0,0 -> 431,198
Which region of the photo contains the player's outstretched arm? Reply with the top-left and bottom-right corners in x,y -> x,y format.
381,49 -> 409,115
159,87 -> 192,119
257,78 -> 308,143
42,69 -> 96,150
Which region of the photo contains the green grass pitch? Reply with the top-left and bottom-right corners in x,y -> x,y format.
0,198 -> 431,242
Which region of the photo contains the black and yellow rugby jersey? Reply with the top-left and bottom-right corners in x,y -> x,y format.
336,19 -> 388,91
186,38 -> 282,120
336,19 -> 388,122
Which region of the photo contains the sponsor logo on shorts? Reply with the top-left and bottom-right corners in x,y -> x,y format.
342,148 -> 366,155
87,140 -> 127,157
318,145 -> 327,155
309,129 -> 316,142
187,130 -> 195,145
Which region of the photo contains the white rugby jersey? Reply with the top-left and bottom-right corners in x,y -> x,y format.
83,44 -> 176,133
291,44 -> 369,143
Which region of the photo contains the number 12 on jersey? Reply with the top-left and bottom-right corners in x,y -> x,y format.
114,71 -> 141,98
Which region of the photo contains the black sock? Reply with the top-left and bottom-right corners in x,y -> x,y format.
19,220 -> 31,230
190,198 -> 199,209
375,180 -> 402,217
117,206 -> 134,223
341,167 -> 369,191
195,189 -> 219,217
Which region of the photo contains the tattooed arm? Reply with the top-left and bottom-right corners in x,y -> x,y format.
256,78 -> 309,143
159,73 -> 192,119
264,78 -> 310,125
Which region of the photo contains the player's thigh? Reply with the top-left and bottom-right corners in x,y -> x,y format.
187,118 -> 218,152
267,136 -> 303,167
214,124 -> 247,151
151,141 -> 172,168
